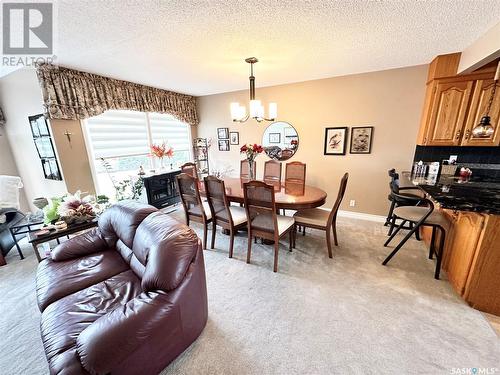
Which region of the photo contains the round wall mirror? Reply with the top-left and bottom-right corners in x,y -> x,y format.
261,121 -> 299,161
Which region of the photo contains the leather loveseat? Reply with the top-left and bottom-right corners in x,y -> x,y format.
36,201 -> 208,375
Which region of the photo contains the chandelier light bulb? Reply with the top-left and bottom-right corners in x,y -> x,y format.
268,103 -> 277,120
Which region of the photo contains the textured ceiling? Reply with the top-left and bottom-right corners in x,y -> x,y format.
3,1 -> 500,95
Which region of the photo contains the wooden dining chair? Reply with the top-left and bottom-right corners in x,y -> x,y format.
181,162 -> 199,180
263,160 -> 282,184
243,180 -> 295,272
285,161 -> 306,184
204,176 -> 247,258
284,161 -> 306,217
240,160 -> 256,180
293,173 -> 348,258
176,173 -> 211,249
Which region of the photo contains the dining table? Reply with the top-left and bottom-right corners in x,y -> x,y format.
201,177 -> 328,210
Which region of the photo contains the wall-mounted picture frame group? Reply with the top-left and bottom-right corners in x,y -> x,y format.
350,126 -> 374,154
29,114 -> 63,181
324,126 -> 374,155
324,127 -> 348,155
229,131 -> 239,145
217,127 -> 229,139
218,139 -> 230,151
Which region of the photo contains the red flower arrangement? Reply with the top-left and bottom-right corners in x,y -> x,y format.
240,143 -> 264,179
240,143 -> 264,154
150,142 -> 174,159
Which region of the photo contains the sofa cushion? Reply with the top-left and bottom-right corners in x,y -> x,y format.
36,249 -> 129,312
137,212 -> 200,292
41,270 -> 142,374
98,201 -> 157,249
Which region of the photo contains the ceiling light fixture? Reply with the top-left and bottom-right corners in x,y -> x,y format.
471,61 -> 500,138
230,57 -> 277,123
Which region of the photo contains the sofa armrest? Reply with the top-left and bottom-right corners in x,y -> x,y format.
76,291 -> 178,375
51,228 -> 109,261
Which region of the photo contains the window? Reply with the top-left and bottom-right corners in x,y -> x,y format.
84,110 -> 192,197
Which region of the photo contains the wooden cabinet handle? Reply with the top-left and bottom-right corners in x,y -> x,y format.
464,129 -> 470,140
455,130 -> 461,140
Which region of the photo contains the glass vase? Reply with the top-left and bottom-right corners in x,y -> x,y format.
248,159 -> 255,180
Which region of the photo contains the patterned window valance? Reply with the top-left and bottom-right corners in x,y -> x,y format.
36,64 -> 199,126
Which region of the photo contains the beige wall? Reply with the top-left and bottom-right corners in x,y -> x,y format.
50,119 -> 96,195
458,21 -> 500,74
0,69 -> 67,211
197,65 -> 428,216
0,70 -> 98,210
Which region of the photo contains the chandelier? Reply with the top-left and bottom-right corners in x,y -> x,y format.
230,57 -> 277,123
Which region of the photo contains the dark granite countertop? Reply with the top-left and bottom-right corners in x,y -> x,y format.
402,172 -> 500,215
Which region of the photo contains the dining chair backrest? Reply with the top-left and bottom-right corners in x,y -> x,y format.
327,173 -> 349,224
285,161 -> 306,184
263,160 -> 282,183
176,173 -> 206,219
181,162 -> 199,180
240,160 -> 256,179
243,180 -> 277,235
204,176 -> 233,224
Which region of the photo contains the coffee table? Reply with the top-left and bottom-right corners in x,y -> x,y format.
27,220 -> 98,262
8,215 -> 44,260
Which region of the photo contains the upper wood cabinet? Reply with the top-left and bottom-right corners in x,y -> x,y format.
424,80 -> 473,146
461,79 -> 500,146
417,54 -> 500,147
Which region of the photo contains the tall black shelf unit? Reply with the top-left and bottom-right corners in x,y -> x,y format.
193,138 -> 209,177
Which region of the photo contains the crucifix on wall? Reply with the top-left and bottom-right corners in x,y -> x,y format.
64,129 -> 73,143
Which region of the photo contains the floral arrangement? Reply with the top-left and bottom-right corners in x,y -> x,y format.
57,191 -> 96,224
43,197 -> 63,224
150,142 -> 174,159
150,142 -> 174,169
240,143 -> 264,179
240,143 -> 264,158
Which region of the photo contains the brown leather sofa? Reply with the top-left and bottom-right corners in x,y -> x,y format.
36,201 -> 208,375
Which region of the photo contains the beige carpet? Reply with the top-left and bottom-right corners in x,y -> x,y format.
0,211 -> 498,375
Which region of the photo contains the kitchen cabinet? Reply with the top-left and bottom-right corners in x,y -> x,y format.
461,79 -> 500,146
424,80 -> 474,146
442,211 -> 485,294
423,210 -> 500,315
417,54 -> 500,147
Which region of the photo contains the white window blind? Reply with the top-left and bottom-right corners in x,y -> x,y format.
149,113 -> 190,152
86,110 -> 149,159
84,110 -> 192,196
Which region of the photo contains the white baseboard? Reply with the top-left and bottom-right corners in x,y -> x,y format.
338,210 -> 386,223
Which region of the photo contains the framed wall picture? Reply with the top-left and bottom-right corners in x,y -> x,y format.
350,126 -> 374,154
217,127 -> 229,139
218,139 -> 230,151
269,133 -> 281,144
229,131 -> 239,145
324,127 -> 348,155
29,114 -> 63,181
